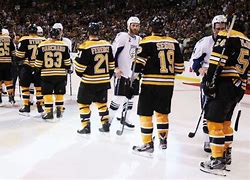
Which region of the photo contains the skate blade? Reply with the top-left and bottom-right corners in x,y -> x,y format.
200,167 -> 227,176
19,112 -> 30,117
131,150 -> 154,158
44,118 -> 59,123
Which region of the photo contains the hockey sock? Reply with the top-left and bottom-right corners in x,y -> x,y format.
95,102 -> 109,124
140,116 -> 153,144
208,121 -> 225,158
43,94 -> 53,113
55,94 -> 64,111
109,100 -> 120,121
21,86 -> 30,105
5,80 -> 14,95
78,103 -> 91,128
155,112 -> 169,140
35,86 -> 43,104
223,120 -> 233,150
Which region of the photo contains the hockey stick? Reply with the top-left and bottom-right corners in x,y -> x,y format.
188,96 -> 207,138
116,49 -> 137,136
188,15 -> 236,138
234,102 -> 241,131
69,73 -> 72,96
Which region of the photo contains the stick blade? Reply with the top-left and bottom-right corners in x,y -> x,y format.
188,132 -> 195,138
116,130 -> 123,136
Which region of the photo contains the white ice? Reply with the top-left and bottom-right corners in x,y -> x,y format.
0,73 -> 249,180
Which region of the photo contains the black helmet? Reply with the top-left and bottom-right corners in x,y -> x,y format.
150,16 -> 165,33
28,24 -> 37,34
227,14 -> 245,33
88,22 -> 100,35
50,28 -> 61,39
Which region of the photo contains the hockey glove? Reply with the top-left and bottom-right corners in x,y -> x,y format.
125,86 -> 134,100
203,82 -> 216,98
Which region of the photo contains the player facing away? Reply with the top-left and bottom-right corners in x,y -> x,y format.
200,16 -> 250,176
0,24 -> 16,106
34,28 -> 71,121
189,15 -> 227,153
109,16 -> 141,128
16,24 -> 45,115
131,16 -> 184,156
74,22 -> 115,134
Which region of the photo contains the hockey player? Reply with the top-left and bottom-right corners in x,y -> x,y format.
74,22 -> 115,134
0,24 -> 16,106
132,16 -> 184,156
190,15 -> 227,153
29,26 -> 45,106
109,16 -> 141,128
200,16 -> 250,176
34,28 -> 71,121
16,24 -> 45,115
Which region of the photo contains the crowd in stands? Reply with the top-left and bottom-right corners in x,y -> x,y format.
1,0 -> 249,60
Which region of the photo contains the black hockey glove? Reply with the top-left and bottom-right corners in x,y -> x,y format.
125,86 -> 134,100
203,82 -> 216,98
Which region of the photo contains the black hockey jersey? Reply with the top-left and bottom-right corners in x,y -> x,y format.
134,35 -> 184,86
207,30 -> 250,91
0,34 -> 15,66
16,35 -> 46,67
74,39 -> 115,89
35,39 -> 71,78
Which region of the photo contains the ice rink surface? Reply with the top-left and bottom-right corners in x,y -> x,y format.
0,73 -> 249,180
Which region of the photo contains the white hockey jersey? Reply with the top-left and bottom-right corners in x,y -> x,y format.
189,35 -> 215,69
112,32 -> 141,78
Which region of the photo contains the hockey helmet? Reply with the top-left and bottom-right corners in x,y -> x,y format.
37,26 -> 43,36
127,16 -> 140,30
28,24 -> 37,34
53,23 -> 63,31
50,28 -> 61,39
88,22 -> 100,35
150,16 -> 165,32
212,15 -> 227,28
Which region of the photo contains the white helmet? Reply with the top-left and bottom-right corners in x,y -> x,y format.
2,28 -> 9,35
37,26 -> 43,36
212,15 -> 227,28
127,16 -> 140,30
53,23 -> 63,30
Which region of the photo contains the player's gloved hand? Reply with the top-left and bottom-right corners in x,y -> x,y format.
203,82 -> 216,98
125,86 -> 134,100
67,69 -> 73,74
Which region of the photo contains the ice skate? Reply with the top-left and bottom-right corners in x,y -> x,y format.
99,121 -> 110,133
77,122 -> 91,134
200,157 -> 227,176
132,141 -> 154,158
19,105 -> 30,116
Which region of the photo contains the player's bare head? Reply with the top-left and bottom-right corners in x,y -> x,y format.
150,16 -> 165,34
88,22 -> 100,36
50,28 -> 61,40
28,24 -> 37,35
37,26 -> 43,37
127,16 -> 140,35
212,15 -> 227,37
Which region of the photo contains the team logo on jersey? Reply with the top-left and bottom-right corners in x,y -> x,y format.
130,45 -> 138,59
